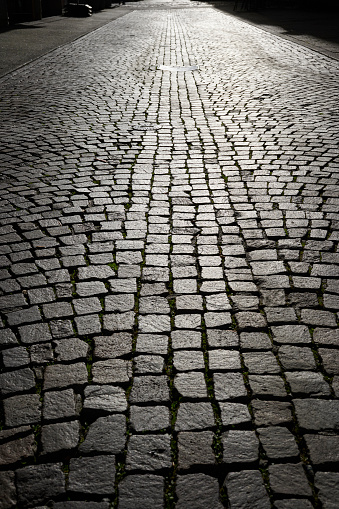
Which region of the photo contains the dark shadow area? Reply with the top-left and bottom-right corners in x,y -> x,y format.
207,0 -> 339,47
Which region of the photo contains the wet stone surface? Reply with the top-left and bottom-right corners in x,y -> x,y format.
0,0 -> 338,506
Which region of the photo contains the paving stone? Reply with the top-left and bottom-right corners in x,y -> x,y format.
173,350 -> 205,371
118,474 -> 164,509
175,402 -> 215,431
54,503 -> 110,509
105,294 -> 134,312
92,359 -> 132,383
257,426 -> 299,459
136,334 -> 168,354
16,463 -> 65,506
214,372 -> 247,400
315,471 -> 339,509
252,400 -> 292,426
0,329 -> 18,346
174,372 -> 208,399
41,421 -> 79,454
0,471 -> 16,509
294,399 -> 339,430
208,349 -> 241,370
207,329 -> 239,348
268,463 -> 312,496
139,296 -> 170,314
126,434 -> 171,471
271,324 -> 312,344
130,405 -> 170,432
139,314 -> 171,333
18,322 -> 52,344
249,374 -> 287,397
313,327 -> 339,346
6,305 -> 41,326
44,363 -> 88,390
68,455 -> 116,494
2,346 -> 30,368
178,431 -> 215,470
171,330 -> 201,349
135,354 -> 164,374
224,470 -> 270,509
219,402 -> 252,426
0,367 -> 35,394
235,311 -> 267,329
274,500 -> 313,509
80,414 -> 126,454
239,332 -> 271,350
83,385 -> 127,413
30,342 -> 54,364
3,393 -> 41,427
176,473 -> 223,509
285,371 -> 331,396
0,433 -> 36,466
305,434 -> 339,464
94,332 -> 133,358
222,430 -> 259,463
43,389 -> 77,420
301,308 -> 337,327
243,351 -> 280,373
76,281 -> 108,296
54,337 -> 89,361
129,375 -> 170,404
318,348 -> 339,374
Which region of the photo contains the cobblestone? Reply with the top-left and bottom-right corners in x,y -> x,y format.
0,0 -> 338,506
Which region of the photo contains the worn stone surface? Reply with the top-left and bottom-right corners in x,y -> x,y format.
176,473 -> 223,509
315,471 -> 339,509
224,470 -> 271,509
1,2 -> 339,505
126,434 -> 171,471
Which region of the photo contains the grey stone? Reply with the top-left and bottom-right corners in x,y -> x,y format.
319,348 -> 339,375
257,427 -> 299,459
0,434 -> 36,466
313,327 -> 339,346
41,421 -> 79,454
139,296 -> 170,314
240,332 -> 271,350
19,322 -> 52,344
80,414 -> 126,454
54,503 -> 109,509
305,434 -> 339,464
271,325 -> 311,344
16,463 -> 65,506
43,389 -> 77,420
214,372 -> 247,400
0,329 -> 18,346
118,474 -> 164,509
68,456 -> 115,494
235,311 -> 267,329
92,359 -> 132,384
175,402 -> 215,431
274,500 -> 313,509
54,337 -> 89,361
294,399 -> 339,430
30,342 -> 54,364
175,314 -> 201,329
129,376 -> 170,403
178,431 -> 215,470
249,375 -> 287,397
269,463 -> 312,496
139,314 -> 171,333
130,406 -> 170,432
315,471 -> 339,509
84,385 -> 127,413
252,400 -> 292,426
173,350 -> 205,371
174,372 -> 208,399
44,363 -> 88,390
0,471 -> 16,509
3,393 -> 41,427
278,346 -> 316,370
176,294 -> 203,311
222,430 -> 259,463
105,294 -> 134,312
75,314 -> 102,335
207,329 -> 239,348
224,470 -> 270,509
94,332 -> 133,358
208,349 -> 241,370
0,367 -> 35,394
171,330 -> 201,349
286,371 -> 331,396
2,346 -> 30,368
136,334 -> 168,354
176,473 -> 223,509
243,351 -> 280,374
135,354 -> 164,373
6,306 -> 41,326
126,434 -> 171,471
219,402 -> 252,426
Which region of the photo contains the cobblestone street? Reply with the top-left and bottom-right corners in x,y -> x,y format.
0,1 -> 339,507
